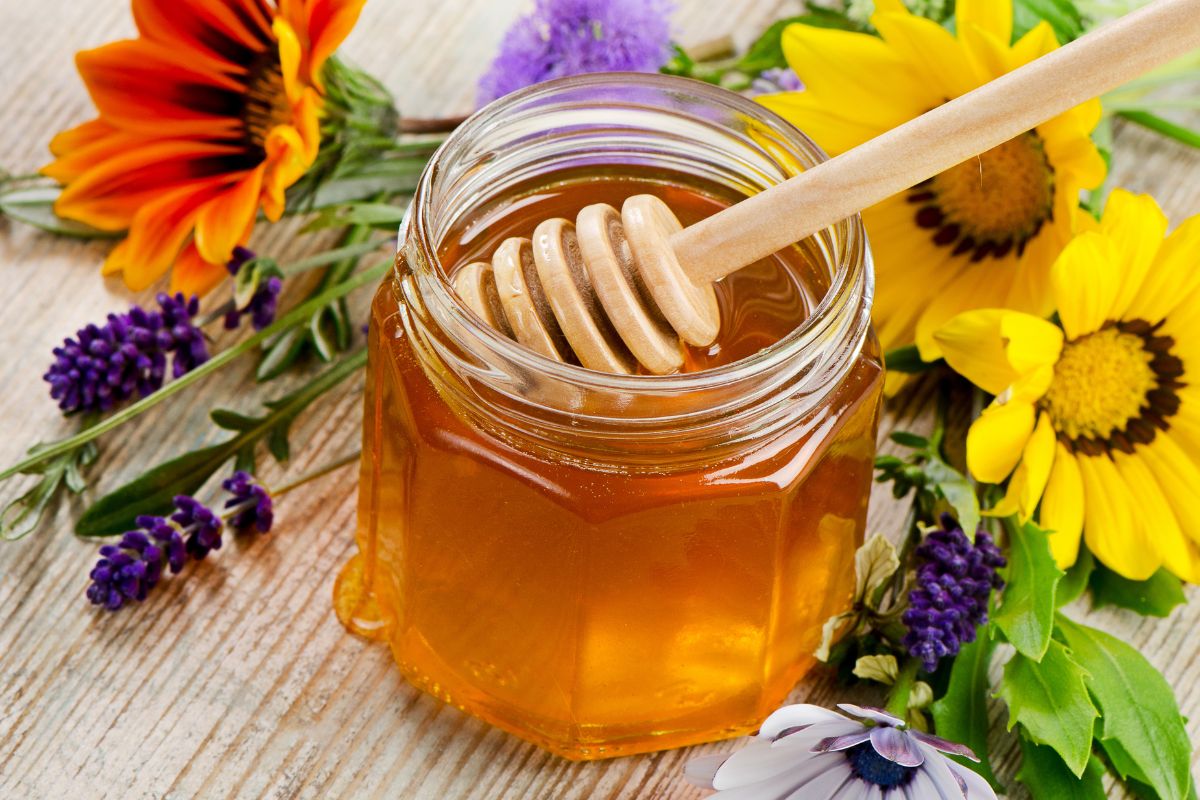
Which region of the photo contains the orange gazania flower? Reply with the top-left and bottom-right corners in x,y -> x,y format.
43,0 -> 365,295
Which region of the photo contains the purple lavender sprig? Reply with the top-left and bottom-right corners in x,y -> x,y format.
478,0 -> 675,106
44,292 -> 208,414
86,472 -> 274,612
223,246 -> 283,331
902,515 -> 1006,672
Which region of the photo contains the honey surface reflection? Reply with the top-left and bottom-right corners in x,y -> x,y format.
338,174 -> 884,759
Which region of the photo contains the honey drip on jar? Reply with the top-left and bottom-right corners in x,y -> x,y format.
339,170 -> 883,759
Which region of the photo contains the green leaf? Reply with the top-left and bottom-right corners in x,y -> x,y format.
735,11 -> 863,75
993,521 -> 1063,660
76,443 -> 234,536
1017,737 -> 1106,800
998,639 -> 1098,776
1090,564 -> 1186,617
210,408 -> 258,432
930,631 -> 1000,788
1056,615 -> 1192,800
924,455 -> 980,538
889,431 -> 929,449
302,202 -> 407,233
0,186 -> 123,239
883,344 -> 935,374
1,442 -> 97,540
1056,548 -> 1094,607
1012,0 -> 1085,44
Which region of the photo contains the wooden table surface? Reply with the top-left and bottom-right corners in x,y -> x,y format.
1,1 -> 1198,798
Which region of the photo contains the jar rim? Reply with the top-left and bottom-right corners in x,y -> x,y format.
404,71 -> 871,397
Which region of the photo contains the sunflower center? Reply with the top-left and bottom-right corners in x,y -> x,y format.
845,741 -> 915,789
908,132 -> 1055,261
1041,321 -> 1184,455
243,52 -> 292,150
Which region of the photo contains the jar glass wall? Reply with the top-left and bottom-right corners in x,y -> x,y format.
336,74 -> 884,759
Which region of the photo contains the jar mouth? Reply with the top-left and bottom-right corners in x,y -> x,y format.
404,72 -> 872,397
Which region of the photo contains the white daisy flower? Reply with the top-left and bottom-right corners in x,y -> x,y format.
685,704 -> 996,799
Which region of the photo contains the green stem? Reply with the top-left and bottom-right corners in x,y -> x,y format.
270,449 -> 361,497
1117,110 -> 1200,149
885,657 -> 922,720
0,259 -> 389,482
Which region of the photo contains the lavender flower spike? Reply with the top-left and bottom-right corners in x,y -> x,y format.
86,516 -> 185,611
902,514 -> 1006,672
222,471 -> 274,533
224,247 -> 283,331
478,0 -> 675,106
174,495 -> 224,561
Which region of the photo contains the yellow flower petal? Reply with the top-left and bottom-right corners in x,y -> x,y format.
1001,312 -> 1064,374
1100,189 -> 1168,320
916,256 -> 1018,360
1039,443 -> 1084,568
1125,211 -> 1200,324
956,0 -> 1013,45
1077,455 -> 1160,580
935,309 -> 1018,395
1051,230 -> 1122,339
871,11 -> 983,98
1138,435 -> 1200,551
758,92 -> 892,155
1010,21 -> 1058,66
967,399 -> 1036,483
1113,451 -> 1200,583
273,18 -> 303,105
997,411 -> 1056,521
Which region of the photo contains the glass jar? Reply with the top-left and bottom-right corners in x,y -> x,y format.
336,74 -> 884,760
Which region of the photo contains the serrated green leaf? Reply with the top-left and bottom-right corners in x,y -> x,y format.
998,639 -> 1097,776
1017,737 -> 1106,800
924,455 -> 980,537
931,630 -> 1000,788
1056,615 -> 1192,800
994,521 -> 1063,660
1056,548 -> 1094,608
1089,564 -> 1185,618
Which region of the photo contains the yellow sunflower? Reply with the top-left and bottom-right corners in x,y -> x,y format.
759,0 -> 1107,387
934,189 -> 1200,582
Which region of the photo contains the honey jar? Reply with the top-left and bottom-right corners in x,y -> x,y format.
336,74 -> 884,759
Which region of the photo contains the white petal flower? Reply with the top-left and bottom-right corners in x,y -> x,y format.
686,704 -> 997,800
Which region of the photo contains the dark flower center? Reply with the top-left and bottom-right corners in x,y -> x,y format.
846,741 -> 915,789
908,131 -> 1055,261
243,52 -> 292,151
1041,319 -> 1184,456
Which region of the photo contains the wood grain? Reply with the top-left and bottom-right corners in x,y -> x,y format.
0,2 -> 1196,799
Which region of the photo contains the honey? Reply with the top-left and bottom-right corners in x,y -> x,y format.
336,74 -> 885,760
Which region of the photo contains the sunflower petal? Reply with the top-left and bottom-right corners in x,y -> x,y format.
1138,435 -> 1200,552
967,399 -> 1036,484
997,411 -> 1056,520
956,0 -> 1013,45
934,309 -> 1017,394
1099,189 -> 1169,321
870,11 -> 981,99
1125,212 -> 1200,325
1039,443 -> 1084,568
1077,455 -> 1160,580
1113,451 -> 1200,583
1052,230 -> 1122,339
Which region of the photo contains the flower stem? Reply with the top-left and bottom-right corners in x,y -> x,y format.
0,259 -> 390,482
885,657 -> 922,720
269,449 -> 361,498
1117,110 -> 1200,149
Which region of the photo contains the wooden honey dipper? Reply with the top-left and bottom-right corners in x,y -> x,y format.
455,0 -> 1200,375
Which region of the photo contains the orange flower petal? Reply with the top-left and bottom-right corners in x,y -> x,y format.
260,124 -> 309,220
109,179 -> 228,290
294,87 -> 322,163
55,139 -> 254,230
194,165 -> 265,265
43,129 -> 145,188
47,118 -> 115,158
132,0 -> 273,60
76,39 -> 249,136
305,0 -> 366,83
171,241 -> 236,296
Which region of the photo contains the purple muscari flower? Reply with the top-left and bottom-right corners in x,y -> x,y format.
222,471 -> 274,533
902,515 -> 1006,672
223,247 -> 283,331
750,66 -> 804,95
477,0 -> 675,106
174,495 -> 224,562
45,292 -> 208,414
86,516 -> 185,611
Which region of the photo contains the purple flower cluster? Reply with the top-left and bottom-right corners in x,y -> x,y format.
223,470 -> 274,533
750,67 -> 804,95
44,292 -> 208,414
902,515 -> 1005,672
223,246 -> 282,331
86,472 -> 274,611
478,0 -> 675,106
